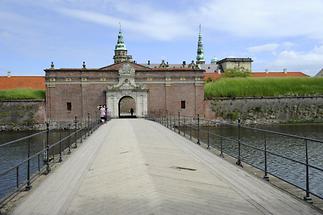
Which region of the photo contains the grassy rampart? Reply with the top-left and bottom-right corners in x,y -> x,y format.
205,77 -> 323,98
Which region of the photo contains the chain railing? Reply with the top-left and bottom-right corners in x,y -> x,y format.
0,113 -> 102,206
150,113 -> 323,202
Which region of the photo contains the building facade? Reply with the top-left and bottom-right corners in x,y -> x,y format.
45,30 -> 204,122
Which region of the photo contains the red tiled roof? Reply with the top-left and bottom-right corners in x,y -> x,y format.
0,76 -> 45,90
203,73 -> 222,81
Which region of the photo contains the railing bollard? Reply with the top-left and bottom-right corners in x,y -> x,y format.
80,122 -> 83,143
46,122 -> 51,174
87,113 -> 90,136
178,112 -> 180,134
190,118 -> 192,140
236,118 -> 243,167
220,136 -> 224,157
183,117 -> 186,137
74,116 -> 78,148
37,154 -> 41,172
59,126 -> 63,162
16,166 -> 19,188
304,139 -> 312,202
207,122 -> 210,149
167,113 -> 169,128
68,123 -> 71,154
25,138 -> 32,190
263,134 -> 269,181
197,114 -> 200,145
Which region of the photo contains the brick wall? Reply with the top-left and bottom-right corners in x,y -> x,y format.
45,63 -> 205,121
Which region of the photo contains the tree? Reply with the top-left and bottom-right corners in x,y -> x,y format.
223,68 -> 251,78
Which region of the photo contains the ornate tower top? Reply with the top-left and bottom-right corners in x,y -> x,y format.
115,24 -> 127,51
196,24 -> 205,65
113,25 -> 128,63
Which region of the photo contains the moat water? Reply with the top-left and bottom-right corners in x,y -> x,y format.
0,124 -> 323,201
0,130 -> 71,202
180,123 -> 323,198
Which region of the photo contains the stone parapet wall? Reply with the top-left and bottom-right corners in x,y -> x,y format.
207,96 -> 323,124
0,100 -> 46,130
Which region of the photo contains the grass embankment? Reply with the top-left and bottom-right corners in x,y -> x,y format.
205,77 -> 323,98
0,89 -> 45,101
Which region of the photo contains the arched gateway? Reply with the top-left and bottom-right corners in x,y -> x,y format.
118,96 -> 136,118
106,64 -> 148,118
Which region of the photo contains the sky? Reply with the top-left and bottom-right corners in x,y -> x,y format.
1,0 -> 323,76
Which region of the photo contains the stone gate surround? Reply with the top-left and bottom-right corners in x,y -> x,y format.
106,63 -> 148,118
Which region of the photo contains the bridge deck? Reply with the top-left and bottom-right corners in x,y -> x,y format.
12,119 -> 321,215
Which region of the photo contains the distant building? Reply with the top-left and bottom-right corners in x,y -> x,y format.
216,58 -> 253,72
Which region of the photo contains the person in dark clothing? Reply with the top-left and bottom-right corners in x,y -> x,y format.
130,108 -> 134,117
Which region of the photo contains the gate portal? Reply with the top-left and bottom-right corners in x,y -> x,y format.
118,96 -> 136,118
106,64 -> 148,118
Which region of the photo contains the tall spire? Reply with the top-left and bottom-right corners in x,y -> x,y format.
196,24 -> 205,65
113,24 -> 128,63
115,24 -> 127,51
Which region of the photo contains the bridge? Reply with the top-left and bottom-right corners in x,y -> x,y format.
7,119 -> 321,215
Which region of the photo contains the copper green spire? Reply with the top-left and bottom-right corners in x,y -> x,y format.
196,24 -> 205,64
115,24 -> 127,51
113,24 -> 128,63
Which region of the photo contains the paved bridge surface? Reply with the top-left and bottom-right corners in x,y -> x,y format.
12,119 -> 321,215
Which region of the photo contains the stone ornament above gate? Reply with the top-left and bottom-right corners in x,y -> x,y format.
108,63 -> 146,90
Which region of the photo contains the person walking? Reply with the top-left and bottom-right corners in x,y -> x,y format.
99,105 -> 106,123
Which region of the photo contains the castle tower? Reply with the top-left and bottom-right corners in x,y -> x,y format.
196,24 -> 205,65
113,26 -> 128,63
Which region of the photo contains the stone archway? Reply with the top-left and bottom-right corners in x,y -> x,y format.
106,90 -> 148,118
118,96 -> 136,118
106,63 -> 148,118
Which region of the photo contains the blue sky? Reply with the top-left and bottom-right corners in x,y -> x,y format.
1,0 -> 323,76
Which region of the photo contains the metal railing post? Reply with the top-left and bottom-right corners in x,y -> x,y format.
197,114 -> 200,145
59,126 -> 63,162
74,116 -> 78,148
68,123 -> 71,154
87,113 -> 90,136
236,118 -> 243,167
304,139 -> 312,202
207,122 -> 210,149
37,154 -> 40,172
183,116 -> 186,137
263,134 -> 269,181
16,166 -> 19,188
220,136 -> 224,157
80,121 -> 83,143
190,118 -> 192,140
178,112 -> 180,134
25,138 -> 32,190
45,122 -> 51,174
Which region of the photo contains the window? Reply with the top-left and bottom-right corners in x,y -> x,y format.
67,102 -> 72,111
181,100 -> 186,109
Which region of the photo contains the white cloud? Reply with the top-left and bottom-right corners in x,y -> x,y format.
7,0 -> 323,41
270,45 -> 323,75
248,43 -> 279,53
197,0 -> 323,40
57,7 -> 193,41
